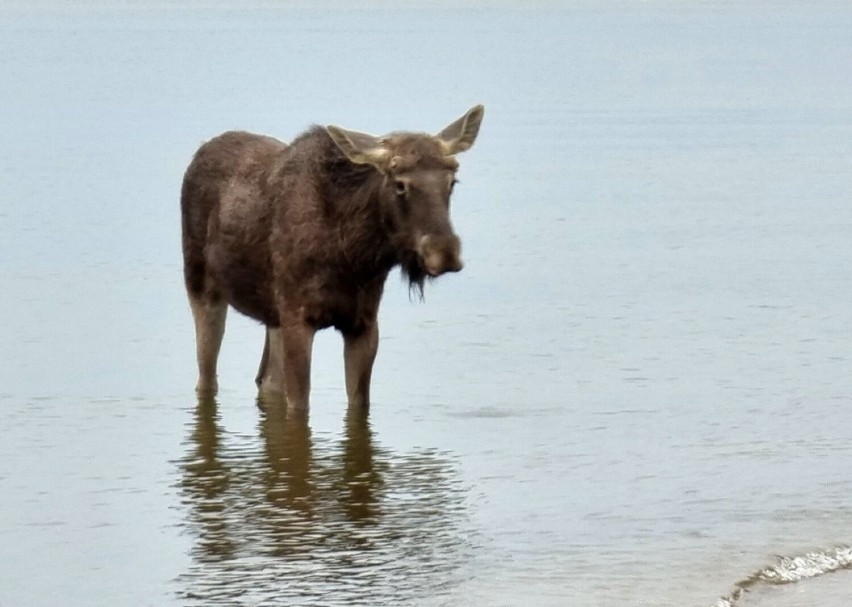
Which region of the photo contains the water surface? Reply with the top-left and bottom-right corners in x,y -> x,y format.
2,3 -> 852,606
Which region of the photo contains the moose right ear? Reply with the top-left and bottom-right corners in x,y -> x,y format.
436,104 -> 485,155
326,125 -> 389,168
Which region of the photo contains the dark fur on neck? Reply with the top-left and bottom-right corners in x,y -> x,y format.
297,126 -> 428,296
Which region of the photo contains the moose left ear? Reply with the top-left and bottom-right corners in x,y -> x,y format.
326,125 -> 389,168
436,104 -> 485,155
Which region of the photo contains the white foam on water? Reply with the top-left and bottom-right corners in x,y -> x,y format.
713,546 -> 852,607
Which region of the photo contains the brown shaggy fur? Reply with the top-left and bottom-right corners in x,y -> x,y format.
181,107 -> 482,410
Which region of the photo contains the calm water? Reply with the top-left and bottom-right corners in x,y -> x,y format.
2,3 -> 852,606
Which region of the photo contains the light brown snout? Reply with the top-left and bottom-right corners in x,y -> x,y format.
419,234 -> 463,277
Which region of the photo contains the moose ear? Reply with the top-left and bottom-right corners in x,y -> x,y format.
436,104 -> 485,155
325,125 -> 388,167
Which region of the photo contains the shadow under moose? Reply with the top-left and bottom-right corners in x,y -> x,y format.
177,397 -> 472,605
180,106 -> 484,409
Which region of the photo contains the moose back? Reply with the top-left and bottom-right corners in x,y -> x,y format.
180,106 -> 484,410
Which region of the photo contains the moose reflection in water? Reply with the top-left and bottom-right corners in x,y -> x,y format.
177,400 -> 473,605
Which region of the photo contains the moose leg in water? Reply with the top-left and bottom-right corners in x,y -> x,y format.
189,296 -> 228,394
277,316 -> 316,411
343,321 -> 379,411
256,327 -> 286,395
255,329 -> 270,388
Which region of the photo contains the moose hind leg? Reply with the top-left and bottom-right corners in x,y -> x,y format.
189,296 -> 228,394
255,330 -> 270,387
256,327 -> 286,396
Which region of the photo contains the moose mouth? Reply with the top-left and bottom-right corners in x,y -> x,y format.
399,240 -> 463,297
424,258 -> 463,277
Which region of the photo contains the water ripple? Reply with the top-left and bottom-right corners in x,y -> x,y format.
713,545 -> 852,607
174,398 -> 473,606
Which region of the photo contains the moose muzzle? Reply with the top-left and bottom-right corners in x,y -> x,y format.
418,234 -> 463,277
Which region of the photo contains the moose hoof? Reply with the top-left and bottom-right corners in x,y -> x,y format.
195,377 -> 219,396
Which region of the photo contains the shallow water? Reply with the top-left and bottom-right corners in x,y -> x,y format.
2,2 -> 852,606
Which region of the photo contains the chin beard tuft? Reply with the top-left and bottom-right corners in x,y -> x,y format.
399,250 -> 429,300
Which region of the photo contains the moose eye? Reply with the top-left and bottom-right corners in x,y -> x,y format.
394,179 -> 408,197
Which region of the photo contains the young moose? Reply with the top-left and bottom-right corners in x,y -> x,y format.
181,105 -> 484,410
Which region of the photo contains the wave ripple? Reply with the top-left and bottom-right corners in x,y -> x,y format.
714,545 -> 852,607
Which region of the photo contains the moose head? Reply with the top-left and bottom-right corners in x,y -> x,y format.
326,105 -> 484,284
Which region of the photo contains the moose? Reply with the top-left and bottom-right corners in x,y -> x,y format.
181,105 -> 484,410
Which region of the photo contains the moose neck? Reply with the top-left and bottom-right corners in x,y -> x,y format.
339,189 -> 427,297
322,164 -> 398,281
313,126 -> 425,293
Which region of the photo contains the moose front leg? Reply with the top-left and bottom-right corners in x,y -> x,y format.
343,322 -> 379,411
279,319 -> 316,410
